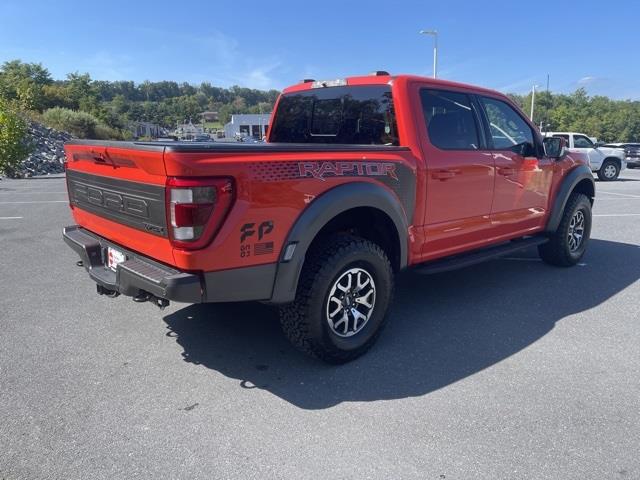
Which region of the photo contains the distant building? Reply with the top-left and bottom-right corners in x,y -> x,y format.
130,121 -> 164,139
174,120 -> 205,140
223,113 -> 271,139
200,111 -> 219,122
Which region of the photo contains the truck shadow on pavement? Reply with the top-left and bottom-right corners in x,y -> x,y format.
163,239 -> 639,409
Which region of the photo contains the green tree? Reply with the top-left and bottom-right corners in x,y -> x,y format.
0,99 -> 31,176
0,60 -> 52,111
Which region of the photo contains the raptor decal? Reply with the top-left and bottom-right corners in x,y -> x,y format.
298,161 -> 399,181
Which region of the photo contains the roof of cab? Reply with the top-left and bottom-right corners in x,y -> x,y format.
282,73 -> 505,98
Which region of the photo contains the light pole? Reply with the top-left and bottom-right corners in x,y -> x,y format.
419,30 -> 438,78
530,84 -> 539,121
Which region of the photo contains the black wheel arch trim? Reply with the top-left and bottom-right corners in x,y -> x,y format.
270,182 -> 409,304
545,164 -> 595,233
603,157 -> 622,167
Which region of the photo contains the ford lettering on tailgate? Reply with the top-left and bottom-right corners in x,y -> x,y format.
66,170 -> 167,237
72,182 -> 150,218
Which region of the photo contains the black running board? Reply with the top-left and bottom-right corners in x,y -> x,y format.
413,237 -> 549,275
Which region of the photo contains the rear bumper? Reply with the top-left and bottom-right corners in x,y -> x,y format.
63,225 -> 203,303
63,225 -> 277,303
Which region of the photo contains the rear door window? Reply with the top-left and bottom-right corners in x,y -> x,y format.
420,89 -> 481,150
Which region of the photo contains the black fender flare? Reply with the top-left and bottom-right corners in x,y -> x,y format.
601,156 -> 622,169
545,164 -> 595,233
269,182 -> 409,304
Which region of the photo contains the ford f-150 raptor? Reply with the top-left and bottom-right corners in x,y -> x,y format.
63,73 -> 595,363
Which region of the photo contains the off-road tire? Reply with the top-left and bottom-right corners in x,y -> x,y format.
538,192 -> 592,266
597,160 -> 620,181
279,234 -> 394,364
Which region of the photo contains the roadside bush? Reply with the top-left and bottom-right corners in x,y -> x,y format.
42,107 -> 98,138
42,107 -> 126,140
94,123 -> 117,140
0,100 -> 31,176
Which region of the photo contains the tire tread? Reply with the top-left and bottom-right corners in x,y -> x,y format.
279,234 -> 393,363
539,192 -> 591,266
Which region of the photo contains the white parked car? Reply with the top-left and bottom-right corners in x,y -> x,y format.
543,132 -> 626,181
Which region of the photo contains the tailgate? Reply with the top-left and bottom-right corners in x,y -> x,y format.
64,142 -> 176,266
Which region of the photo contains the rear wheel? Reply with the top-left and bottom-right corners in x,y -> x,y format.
538,192 -> 592,266
279,234 -> 393,364
597,160 -> 620,181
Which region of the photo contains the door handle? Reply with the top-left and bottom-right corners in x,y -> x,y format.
433,169 -> 459,181
498,167 -> 515,176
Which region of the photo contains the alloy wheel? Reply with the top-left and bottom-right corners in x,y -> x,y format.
567,210 -> 585,252
326,267 -> 376,337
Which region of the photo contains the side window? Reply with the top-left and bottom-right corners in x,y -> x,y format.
420,89 -> 480,150
573,135 -> 594,148
552,134 -> 570,145
480,96 -> 534,150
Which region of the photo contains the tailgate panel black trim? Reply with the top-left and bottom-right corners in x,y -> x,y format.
66,170 -> 167,237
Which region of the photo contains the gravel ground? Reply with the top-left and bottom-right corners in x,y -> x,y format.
1,170 -> 639,479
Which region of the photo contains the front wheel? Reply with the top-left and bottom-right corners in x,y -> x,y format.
279,234 -> 394,364
597,160 -> 620,181
538,192 -> 592,266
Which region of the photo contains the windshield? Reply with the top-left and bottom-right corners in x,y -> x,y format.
269,85 -> 399,145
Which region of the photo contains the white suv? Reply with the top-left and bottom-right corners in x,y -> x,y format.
543,132 -> 626,181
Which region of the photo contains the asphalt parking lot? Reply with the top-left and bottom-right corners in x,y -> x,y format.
1,170 -> 639,480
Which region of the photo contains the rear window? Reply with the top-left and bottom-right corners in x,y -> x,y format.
269,85 -> 399,145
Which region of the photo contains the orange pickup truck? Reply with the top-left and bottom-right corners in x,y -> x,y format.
63,73 -> 594,362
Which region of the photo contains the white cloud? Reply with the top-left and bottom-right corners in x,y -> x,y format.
78,51 -> 134,81
494,76 -> 541,93
237,62 -> 283,90
578,76 -> 597,85
1,26 -> 287,90
143,29 -> 285,90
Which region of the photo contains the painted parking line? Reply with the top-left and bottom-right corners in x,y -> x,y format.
595,197 -> 640,200
597,191 -> 640,199
0,200 -> 68,204
594,213 -> 640,217
0,216 -> 23,220
0,190 -> 67,195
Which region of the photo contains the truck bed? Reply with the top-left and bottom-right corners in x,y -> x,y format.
63,139 -> 417,274
66,139 -> 409,153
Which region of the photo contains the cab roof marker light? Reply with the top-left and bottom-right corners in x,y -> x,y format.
311,78 -> 347,89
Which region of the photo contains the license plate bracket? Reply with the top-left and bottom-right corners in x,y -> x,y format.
106,246 -> 126,271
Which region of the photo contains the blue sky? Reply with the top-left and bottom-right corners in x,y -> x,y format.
1,0 -> 639,98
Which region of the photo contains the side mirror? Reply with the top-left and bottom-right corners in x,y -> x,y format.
511,141 -> 535,156
594,141 -> 604,148
543,136 -> 567,159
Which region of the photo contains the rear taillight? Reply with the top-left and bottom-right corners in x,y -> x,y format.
166,177 -> 234,250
